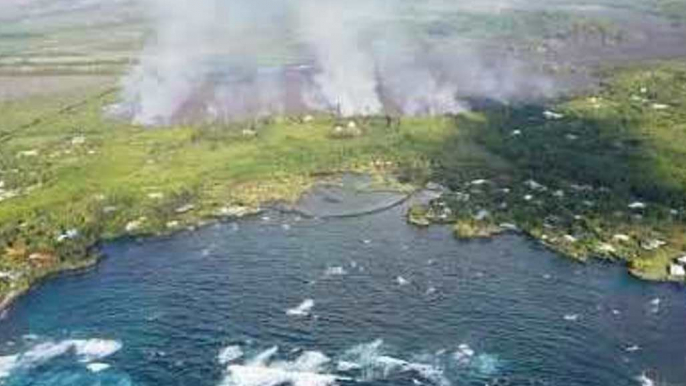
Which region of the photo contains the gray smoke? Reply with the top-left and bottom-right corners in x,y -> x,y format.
113,0 -> 559,125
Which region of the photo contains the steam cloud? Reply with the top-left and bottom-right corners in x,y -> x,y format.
114,0 -> 555,125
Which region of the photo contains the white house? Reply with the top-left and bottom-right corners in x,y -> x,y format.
669,264 -> 686,277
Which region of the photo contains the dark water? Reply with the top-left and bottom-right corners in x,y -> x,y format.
1,205 -> 685,386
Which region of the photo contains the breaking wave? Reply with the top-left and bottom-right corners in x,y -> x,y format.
219,347 -> 337,386
219,345 -> 245,365
0,337 -> 122,381
286,299 -> 315,317
217,339 -> 502,386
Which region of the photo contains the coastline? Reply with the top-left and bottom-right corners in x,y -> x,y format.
0,255 -> 100,315
4,180 -> 684,318
3,62 -> 686,316
0,180 -> 414,315
0,290 -> 19,317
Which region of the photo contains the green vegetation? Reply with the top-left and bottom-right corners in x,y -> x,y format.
3,60 -> 686,309
0,86 -> 499,306
413,61 -> 686,282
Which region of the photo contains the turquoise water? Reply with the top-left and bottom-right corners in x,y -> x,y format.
0,205 -> 685,386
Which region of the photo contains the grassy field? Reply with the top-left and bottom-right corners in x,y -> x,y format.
0,82 -> 501,304
2,59 -> 686,308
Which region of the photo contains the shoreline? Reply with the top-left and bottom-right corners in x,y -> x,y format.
3,182 -> 684,317
2,61 -> 686,316
0,290 -> 19,318
0,255 -> 100,316
0,182 -> 415,315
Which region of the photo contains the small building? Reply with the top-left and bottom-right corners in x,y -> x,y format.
628,202 -> 646,210
669,264 -> 686,277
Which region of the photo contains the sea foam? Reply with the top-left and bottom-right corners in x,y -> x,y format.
286,299 -> 315,317
223,364 -> 338,386
217,339 -> 499,386
0,355 -> 18,379
220,346 -> 338,386
0,337 -> 122,379
218,345 -> 244,365
86,362 -> 111,373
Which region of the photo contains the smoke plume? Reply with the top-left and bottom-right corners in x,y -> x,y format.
111,0 -> 560,125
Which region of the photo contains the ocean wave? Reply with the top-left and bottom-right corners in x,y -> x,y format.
218,345 -> 244,365
286,299 -> 315,317
86,362 -> 111,373
323,266 -> 347,277
222,364 -> 338,386
636,372 -> 655,386
217,339 -> 503,386
0,355 -> 18,379
0,337 -> 122,380
339,339 -> 449,386
69,339 -> 123,362
220,347 -> 338,386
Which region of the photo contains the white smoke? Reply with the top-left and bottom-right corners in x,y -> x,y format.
113,0 -> 554,125
295,0 -> 387,116
115,0 -> 220,125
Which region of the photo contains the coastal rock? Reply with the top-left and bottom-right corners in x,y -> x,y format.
408,215 -> 430,227
563,235 -> 578,243
425,182 -> 449,192
407,205 -> 431,227
0,271 -> 19,282
499,223 -> 518,231
217,205 -> 258,218
597,243 -> 616,254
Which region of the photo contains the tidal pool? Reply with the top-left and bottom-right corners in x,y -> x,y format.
0,205 -> 684,386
